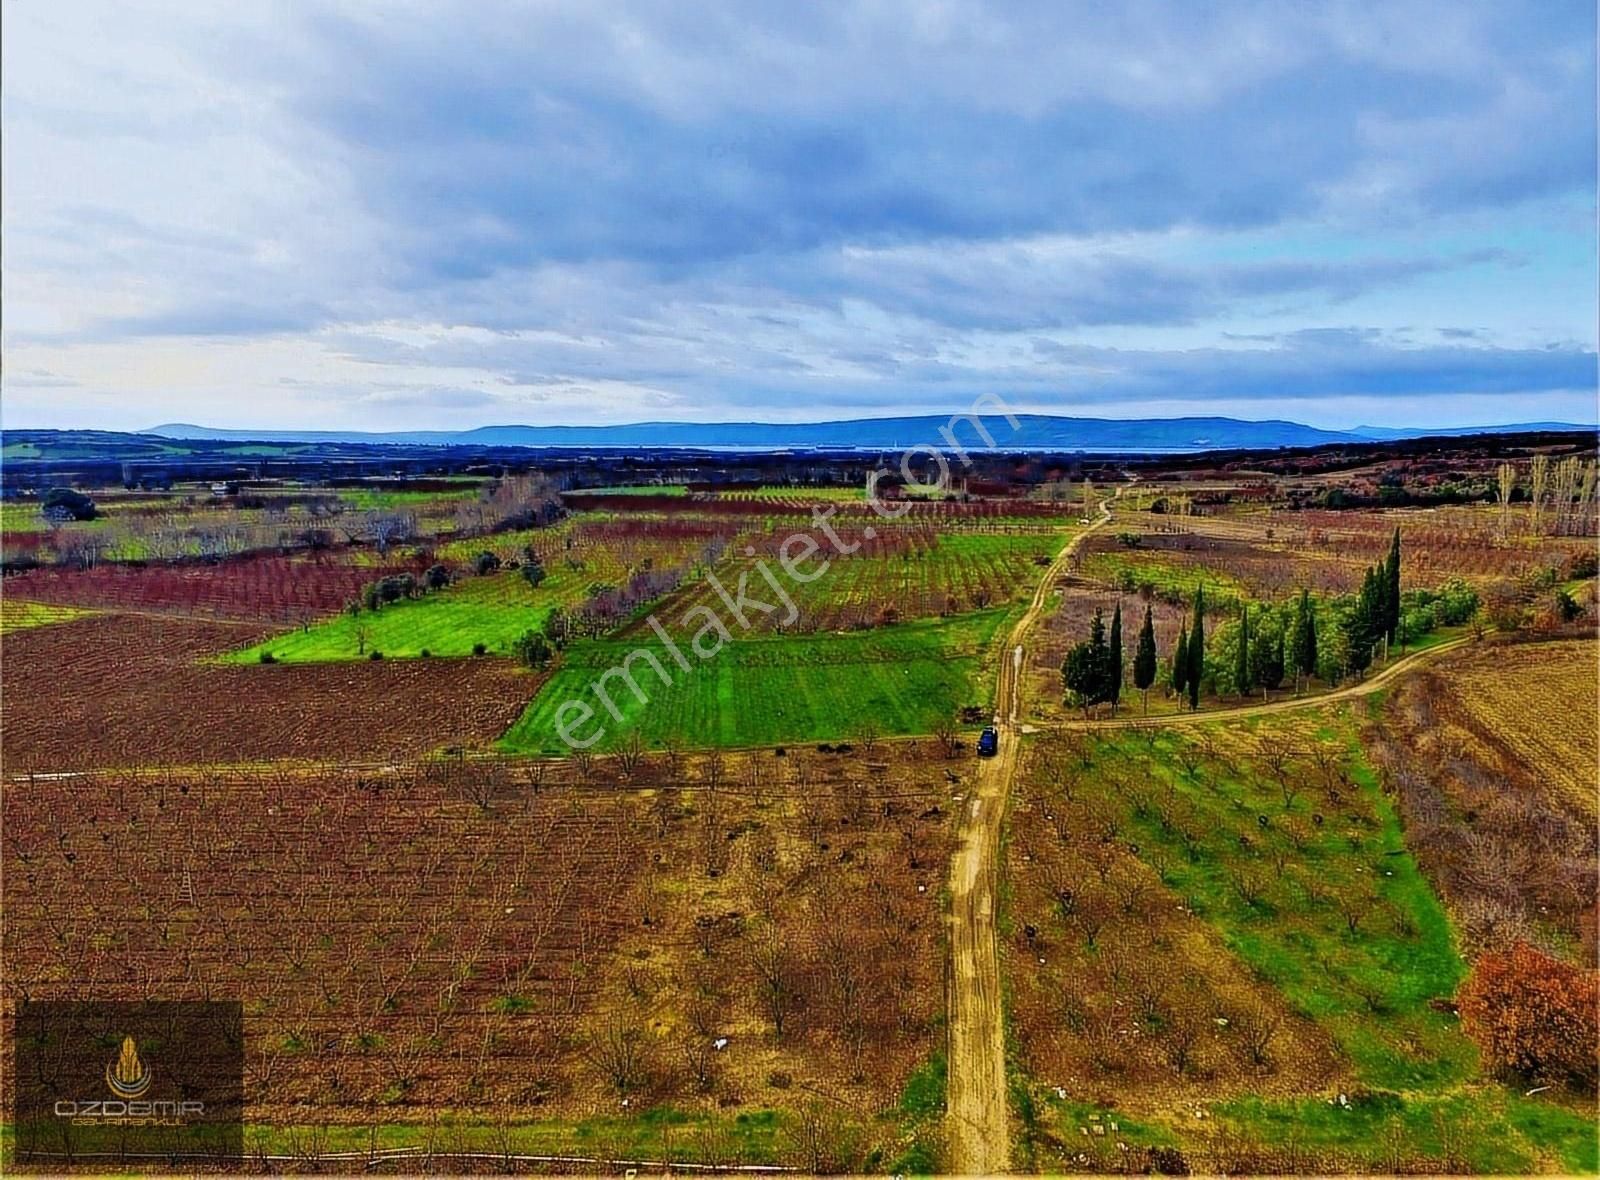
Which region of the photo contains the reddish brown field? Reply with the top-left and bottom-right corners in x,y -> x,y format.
0,614 -> 536,769
1,746 -> 956,1151
564,491 -> 1075,520
1086,503 -> 1591,598
0,768 -> 645,1121
3,551 -> 431,625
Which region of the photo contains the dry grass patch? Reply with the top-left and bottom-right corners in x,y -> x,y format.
1369,637 -> 1598,963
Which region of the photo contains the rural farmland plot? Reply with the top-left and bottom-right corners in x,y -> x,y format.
504,609 -> 1011,753
1,437 -> 1596,1175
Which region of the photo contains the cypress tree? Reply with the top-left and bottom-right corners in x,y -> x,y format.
1348,567 -> 1380,678
1260,628 -> 1286,694
1134,604 -> 1158,714
1234,603 -> 1251,698
1385,527 -> 1402,644
1062,607 -> 1113,717
1109,602 -> 1124,715
1306,600 -> 1318,683
1187,586 -> 1205,710
1291,589 -> 1313,690
1172,623 -> 1189,697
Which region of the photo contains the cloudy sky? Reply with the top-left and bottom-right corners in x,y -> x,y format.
3,1 -> 1595,432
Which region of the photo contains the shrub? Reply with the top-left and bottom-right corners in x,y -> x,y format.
471,642 -> 488,657
369,650 -> 384,661
423,563 -> 451,591
521,554 -> 547,588
511,629 -> 552,669
39,486 -> 97,522
258,651 -> 277,665
1457,941 -> 1598,1090
474,551 -> 502,576
376,573 -> 416,603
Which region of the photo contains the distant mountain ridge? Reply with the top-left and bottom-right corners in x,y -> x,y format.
1348,421 -> 1596,440
144,414 -> 1597,453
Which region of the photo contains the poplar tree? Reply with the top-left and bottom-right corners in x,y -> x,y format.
1305,595 -> 1318,684
1134,604 -> 1158,714
1347,567 -> 1380,678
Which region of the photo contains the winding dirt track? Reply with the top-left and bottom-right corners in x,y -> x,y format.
945,496 -> 1114,1173
942,488 -> 1472,1174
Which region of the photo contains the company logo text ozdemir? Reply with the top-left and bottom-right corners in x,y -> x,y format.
53,1036 -> 204,1125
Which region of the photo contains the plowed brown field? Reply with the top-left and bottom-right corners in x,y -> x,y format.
1,613 -> 536,770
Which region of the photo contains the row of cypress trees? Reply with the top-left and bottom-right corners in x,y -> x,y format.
1063,528 -> 1402,712
1060,599 -> 1166,715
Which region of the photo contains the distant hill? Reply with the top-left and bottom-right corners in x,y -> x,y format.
1350,421 -> 1597,440
144,414 -> 1596,453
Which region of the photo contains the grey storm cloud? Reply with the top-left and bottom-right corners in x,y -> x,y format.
2,0 -> 1594,429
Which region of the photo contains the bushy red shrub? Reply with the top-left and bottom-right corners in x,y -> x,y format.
1457,941 -> 1598,1090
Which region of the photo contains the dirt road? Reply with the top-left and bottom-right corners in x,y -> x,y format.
1070,634 -> 1473,731
945,496 -> 1114,1173
943,486 -> 1470,1174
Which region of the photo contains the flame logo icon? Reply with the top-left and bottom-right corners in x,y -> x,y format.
105,1035 -> 152,1099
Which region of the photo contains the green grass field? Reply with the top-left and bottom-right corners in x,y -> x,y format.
716,485 -> 865,501
222,571 -> 559,663
631,528 -> 1067,639
1081,549 -> 1249,603
1117,712 -> 1471,1087
338,486 -> 483,510
501,608 -> 1011,753
0,502 -> 50,530
1212,1087 -> 1598,1174
1010,706 -> 1594,1173
0,600 -> 96,634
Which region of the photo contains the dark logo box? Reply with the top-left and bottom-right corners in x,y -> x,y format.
10,1000 -> 243,1169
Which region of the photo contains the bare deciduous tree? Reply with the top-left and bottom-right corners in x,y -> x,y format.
613,730 -> 646,779
747,923 -> 797,1038
1233,1000 -> 1282,1069
585,1016 -> 649,1094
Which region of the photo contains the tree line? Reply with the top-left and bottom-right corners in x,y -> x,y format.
1062,530 -> 1477,713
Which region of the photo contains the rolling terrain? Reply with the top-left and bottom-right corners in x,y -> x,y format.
2,447 -> 1595,1173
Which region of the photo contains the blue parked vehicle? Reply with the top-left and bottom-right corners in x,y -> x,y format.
977,727 -> 999,757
